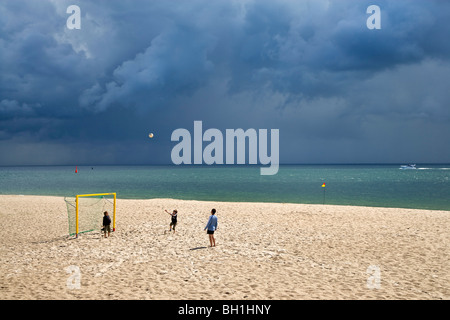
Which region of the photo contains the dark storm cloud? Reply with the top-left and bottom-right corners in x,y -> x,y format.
0,0 -> 449,165
80,23 -> 216,112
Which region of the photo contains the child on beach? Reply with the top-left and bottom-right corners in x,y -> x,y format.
102,211 -> 111,238
165,209 -> 178,233
204,209 -> 218,247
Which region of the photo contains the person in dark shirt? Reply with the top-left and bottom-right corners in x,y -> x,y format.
165,209 -> 178,233
102,211 -> 112,238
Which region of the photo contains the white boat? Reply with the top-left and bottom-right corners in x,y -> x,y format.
400,164 -> 417,170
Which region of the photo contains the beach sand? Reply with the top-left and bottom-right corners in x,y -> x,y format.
0,195 -> 448,300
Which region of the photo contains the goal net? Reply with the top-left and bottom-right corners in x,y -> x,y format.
65,193 -> 116,237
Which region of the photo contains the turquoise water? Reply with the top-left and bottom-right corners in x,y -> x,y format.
0,165 -> 449,211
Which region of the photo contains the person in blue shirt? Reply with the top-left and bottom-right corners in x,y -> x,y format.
204,209 -> 218,247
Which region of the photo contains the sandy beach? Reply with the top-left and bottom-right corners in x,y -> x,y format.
0,195 -> 448,300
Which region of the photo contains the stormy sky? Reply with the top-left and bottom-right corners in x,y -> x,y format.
1,0 -> 449,165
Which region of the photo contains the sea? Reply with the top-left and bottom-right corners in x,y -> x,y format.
0,164 -> 449,211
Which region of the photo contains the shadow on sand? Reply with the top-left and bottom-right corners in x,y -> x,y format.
189,246 -> 207,251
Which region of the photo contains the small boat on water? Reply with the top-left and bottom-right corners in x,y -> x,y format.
400,164 -> 417,170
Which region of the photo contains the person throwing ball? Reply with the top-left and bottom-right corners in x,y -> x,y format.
204,209 -> 218,247
165,209 -> 178,233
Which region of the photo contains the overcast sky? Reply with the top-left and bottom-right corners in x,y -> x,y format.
1,0 -> 449,165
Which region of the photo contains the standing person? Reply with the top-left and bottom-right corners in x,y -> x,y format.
204,209 -> 218,247
165,209 -> 178,233
102,211 -> 111,238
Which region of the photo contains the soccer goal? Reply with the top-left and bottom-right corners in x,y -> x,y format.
65,193 -> 116,237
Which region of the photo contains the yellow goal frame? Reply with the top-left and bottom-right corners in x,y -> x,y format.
75,193 -> 116,238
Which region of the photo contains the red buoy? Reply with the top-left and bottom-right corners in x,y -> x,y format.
75,166 -> 78,173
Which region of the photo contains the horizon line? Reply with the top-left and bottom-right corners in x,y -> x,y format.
1,162 -> 450,168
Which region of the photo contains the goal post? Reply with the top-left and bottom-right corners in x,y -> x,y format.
65,193 -> 116,237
